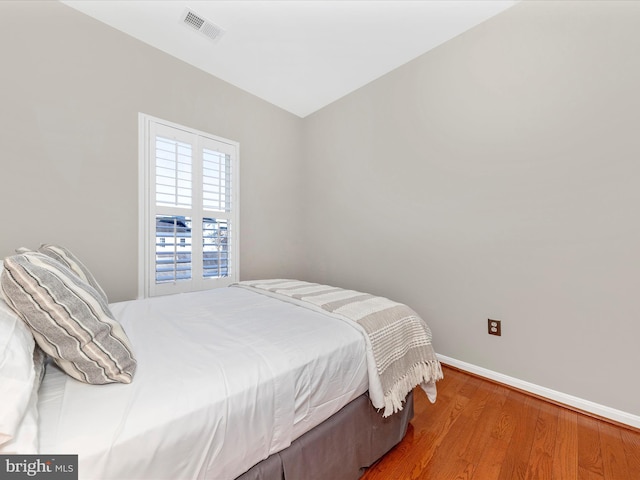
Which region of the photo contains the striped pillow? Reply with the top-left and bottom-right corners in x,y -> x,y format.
1,252 -> 136,385
36,244 -> 109,303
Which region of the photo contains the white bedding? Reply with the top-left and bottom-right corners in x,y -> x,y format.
37,287 -> 368,480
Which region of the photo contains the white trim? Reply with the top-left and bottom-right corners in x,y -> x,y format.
437,354 -> 640,429
137,113 -> 149,299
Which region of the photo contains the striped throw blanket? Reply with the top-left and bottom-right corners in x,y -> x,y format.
233,279 -> 443,417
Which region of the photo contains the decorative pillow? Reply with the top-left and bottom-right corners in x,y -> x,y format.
0,296 -> 42,453
1,252 -> 136,385
36,244 -> 109,303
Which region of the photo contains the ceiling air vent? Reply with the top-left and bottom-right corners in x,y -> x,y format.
181,8 -> 225,42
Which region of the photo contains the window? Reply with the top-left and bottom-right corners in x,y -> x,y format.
139,114 -> 239,297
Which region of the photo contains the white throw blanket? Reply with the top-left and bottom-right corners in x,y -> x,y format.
233,280 -> 443,416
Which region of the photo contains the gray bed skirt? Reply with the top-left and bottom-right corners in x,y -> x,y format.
236,391 -> 414,480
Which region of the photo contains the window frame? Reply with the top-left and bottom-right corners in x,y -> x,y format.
138,113 -> 239,298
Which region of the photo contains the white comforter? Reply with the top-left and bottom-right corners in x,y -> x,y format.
37,287 -> 368,480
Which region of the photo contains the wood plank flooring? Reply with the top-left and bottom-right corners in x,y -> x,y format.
362,366 -> 640,480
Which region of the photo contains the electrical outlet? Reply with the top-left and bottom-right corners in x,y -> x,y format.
488,319 -> 501,336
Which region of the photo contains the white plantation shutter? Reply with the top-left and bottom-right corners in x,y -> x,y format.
155,136 -> 192,208
155,215 -> 193,284
203,148 -> 231,211
139,115 -> 239,297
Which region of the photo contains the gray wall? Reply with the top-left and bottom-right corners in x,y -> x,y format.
2,0 -> 639,418
0,1 -> 305,302
302,0 -> 640,416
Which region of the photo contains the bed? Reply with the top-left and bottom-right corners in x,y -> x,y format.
1,247 -> 442,480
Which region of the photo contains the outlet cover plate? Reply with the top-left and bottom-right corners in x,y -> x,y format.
488,319 -> 501,336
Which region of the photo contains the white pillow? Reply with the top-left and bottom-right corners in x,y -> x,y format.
0,296 -> 42,453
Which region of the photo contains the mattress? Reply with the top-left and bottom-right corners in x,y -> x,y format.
37,287 -> 369,480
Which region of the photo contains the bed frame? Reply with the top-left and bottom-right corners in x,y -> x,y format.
237,391 -> 414,480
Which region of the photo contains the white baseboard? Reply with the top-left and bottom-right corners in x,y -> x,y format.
437,354 -> 640,430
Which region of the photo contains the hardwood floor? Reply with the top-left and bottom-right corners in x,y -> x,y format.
362,366 -> 640,480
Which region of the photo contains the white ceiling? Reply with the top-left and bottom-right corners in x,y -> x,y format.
60,0 -> 518,118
